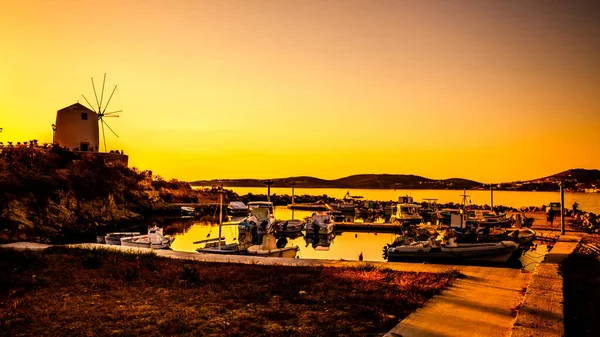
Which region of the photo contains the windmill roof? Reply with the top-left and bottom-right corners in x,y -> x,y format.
58,103 -> 96,113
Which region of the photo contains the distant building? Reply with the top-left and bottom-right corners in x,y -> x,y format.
53,103 -> 100,152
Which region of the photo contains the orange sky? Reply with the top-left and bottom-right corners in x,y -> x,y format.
1,0 -> 599,183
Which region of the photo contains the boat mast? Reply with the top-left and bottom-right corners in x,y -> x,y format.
218,183 -> 223,249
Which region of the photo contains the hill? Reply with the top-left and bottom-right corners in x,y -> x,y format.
528,168 -> 600,185
190,174 -> 484,190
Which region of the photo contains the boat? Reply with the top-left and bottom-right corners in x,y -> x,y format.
305,211 -> 336,235
466,210 -> 512,228
227,201 -> 248,216
247,234 -> 299,258
505,228 -> 536,246
180,206 -> 196,215
385,236 -> 519,264
120,227 -> 173,249
197,232 -> 253,255
288,201 -> 331,211
104,232 -> 141,245
329,191 -> 361,213
390,201 -> 423,225
238,201 -> 277,234
273,219 -> 306,234
197,190 -> 254,255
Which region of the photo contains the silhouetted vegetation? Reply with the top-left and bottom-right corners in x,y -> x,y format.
0,247 -> 458,336
0,146 -> 229,243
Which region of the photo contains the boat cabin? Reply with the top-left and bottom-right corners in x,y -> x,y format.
398,195 -> 414,204
311,211 -> 333,225
247,201 -> 274,214
393,203 -> 423,223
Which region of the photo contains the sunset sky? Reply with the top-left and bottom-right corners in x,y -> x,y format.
1,0 -> 599,183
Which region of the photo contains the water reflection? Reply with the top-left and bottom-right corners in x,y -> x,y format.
166,206 -> 550,268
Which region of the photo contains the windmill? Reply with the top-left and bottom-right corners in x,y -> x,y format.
81,74 -> 122,152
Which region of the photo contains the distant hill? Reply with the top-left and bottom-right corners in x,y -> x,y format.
190,174 -> 484,190
528,168 -> 600,185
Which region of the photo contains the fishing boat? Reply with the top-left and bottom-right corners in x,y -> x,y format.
247,234 -> 299,258
305,211 -> 335,235
104,232 -> 141,245
120,227 -> 173,249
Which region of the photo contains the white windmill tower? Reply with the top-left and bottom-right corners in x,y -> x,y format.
53,74 -> 121,152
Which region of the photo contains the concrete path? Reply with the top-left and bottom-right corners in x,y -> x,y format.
2,242 -> 532,337
384,266 -> 530,337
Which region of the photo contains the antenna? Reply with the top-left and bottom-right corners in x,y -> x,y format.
81,73 -> 121,152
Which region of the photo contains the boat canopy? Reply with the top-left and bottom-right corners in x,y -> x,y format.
229,201 -> 247,210
251,207 -> 271,222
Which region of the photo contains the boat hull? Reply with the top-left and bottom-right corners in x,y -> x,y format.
386,241 -> 519,264
247,246 -> 299,258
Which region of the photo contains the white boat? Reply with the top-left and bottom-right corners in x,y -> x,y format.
120,227 -> 173,249
247,234 -> 299,258
329,191 -> 361,213
104,232 -> 141,245
305,211 -> 335,235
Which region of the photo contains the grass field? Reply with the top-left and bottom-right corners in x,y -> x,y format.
0,247 -> 458,337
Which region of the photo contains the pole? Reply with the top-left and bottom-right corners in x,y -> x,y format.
560,181 -> 565,235
291,181 -> 296,220
264,180 -> 273,203
218,184 -> 223,249
490,184 -> 494,210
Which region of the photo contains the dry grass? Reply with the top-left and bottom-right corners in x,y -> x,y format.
0,247 -> 458,337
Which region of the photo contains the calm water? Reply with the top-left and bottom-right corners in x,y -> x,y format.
204,187 -> 600,214
168,206 -> 552,266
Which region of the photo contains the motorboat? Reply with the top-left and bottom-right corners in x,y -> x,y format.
288,201 -> 331,211
385,235 -> 519,264
305,211 -> 335,235
120,227 -> 173,249
273,219 -> 305,234
247,234 -> 299,258
506,228 -> 537,246
104,232 -> 140,245
238,201 -> 277,234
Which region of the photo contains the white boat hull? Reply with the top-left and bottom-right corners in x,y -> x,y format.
247,245 -> 299,258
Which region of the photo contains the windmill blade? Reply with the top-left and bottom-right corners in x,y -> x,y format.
103,115 -> 120,118
99,73 -> 106,111
104,110 -> 122,116
101,85 -> 118,115
81,95 -> 95,111
101,119 -> 107,152
91,77 -> 101,112
102,119 -> 119,138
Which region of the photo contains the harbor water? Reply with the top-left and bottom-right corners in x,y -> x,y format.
168,206 -> 552,267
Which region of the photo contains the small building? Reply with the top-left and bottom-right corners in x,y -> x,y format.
53,103 -> 99,152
